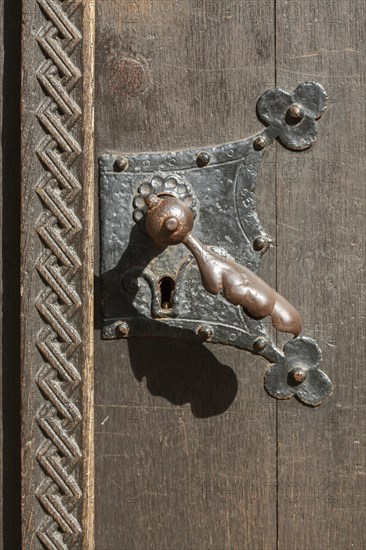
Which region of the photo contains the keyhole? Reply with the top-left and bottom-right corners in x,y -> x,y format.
159,277 -> 175,310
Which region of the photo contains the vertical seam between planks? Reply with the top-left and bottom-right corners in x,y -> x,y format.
274,1 -> 280,549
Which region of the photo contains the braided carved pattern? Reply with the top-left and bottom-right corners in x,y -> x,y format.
35,0 -> 84,547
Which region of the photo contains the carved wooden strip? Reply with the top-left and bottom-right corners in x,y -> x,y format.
21,1 -> 95,548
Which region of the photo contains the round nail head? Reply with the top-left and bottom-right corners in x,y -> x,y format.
253,336 -> 268,352
196,152 -> 210,167
114,157 -> 128,172
286,103 -> 303,124
253,236 -> 270,252
253,136 -> 267,151
291,367 -> 307,383
197,325 -> 213,340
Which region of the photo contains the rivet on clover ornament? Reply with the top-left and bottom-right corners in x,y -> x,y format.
100,81 -> 333,406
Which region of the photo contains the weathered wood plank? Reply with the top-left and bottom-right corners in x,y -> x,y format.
94,1 -> 277,549
276,1 -> 366,548
21,1 -> 95,547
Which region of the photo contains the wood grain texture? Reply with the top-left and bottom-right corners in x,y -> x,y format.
81,2 -> 96,549
21,1 -> 95,548
275,1 -> 366,548
94,1 -> 277,549
17,0 -> 366,548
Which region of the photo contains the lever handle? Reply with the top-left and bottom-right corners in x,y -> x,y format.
145,194 -> 302,336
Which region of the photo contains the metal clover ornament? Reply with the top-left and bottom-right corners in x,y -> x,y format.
264,337 -> 333,406
257,82 -> 328,150
100,81 -> 333,406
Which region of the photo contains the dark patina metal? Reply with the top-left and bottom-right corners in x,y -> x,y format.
100,82 -> 333,406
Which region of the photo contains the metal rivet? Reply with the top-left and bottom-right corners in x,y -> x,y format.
196,152 -> 210,167
165,217 -> 179,231
253,336 -> 268,353
116,321 -> 129,337
290,367 -> 307,383
286,103 -> 303,124
253,236 -> 271,252
253,136 -> 267,151
114,157 -> 128,172
197,325 -> 213,340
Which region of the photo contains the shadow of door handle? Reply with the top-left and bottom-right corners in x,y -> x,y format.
145,194 -> 302,336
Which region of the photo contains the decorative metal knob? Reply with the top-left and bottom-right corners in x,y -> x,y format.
145,194 -> 302,336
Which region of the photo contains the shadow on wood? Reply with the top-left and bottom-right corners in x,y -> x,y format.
128,338 -> 238,418
95,274 -> 238,418
2,0 -> 22,548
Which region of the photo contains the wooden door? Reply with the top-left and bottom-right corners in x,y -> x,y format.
18,1 -> 366,549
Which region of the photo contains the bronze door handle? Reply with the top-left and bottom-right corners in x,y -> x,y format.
145,194 -> 302,336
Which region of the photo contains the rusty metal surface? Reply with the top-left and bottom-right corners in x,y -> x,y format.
99,83 -> 332,405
